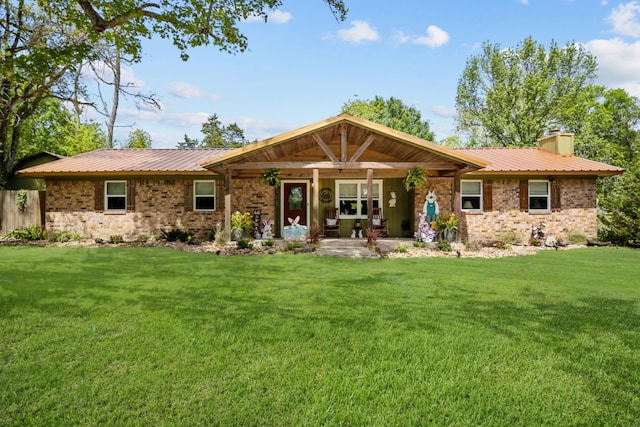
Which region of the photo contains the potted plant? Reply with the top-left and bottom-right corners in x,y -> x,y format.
433,212 -> 458,242
260,168 -> 281,187
231,211 -> 254,240
402,167 -> 428,191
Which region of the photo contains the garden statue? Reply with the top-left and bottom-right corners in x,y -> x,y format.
417,213 -> 437,242
261,218 -> 274,238
388,192 -> 397,208
423,190 -> 439,223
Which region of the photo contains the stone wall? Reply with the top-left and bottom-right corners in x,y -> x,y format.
414,177 -> 598,242
44,178 -> 276,240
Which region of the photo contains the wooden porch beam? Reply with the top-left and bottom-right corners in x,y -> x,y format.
348,134 -> 375,163
367,168 -> 373,225
340,124 -> 347,163
313,168 -> 319,227
224,168 -> 232,237
225,161 -> 456,170
312,133 -> 339,163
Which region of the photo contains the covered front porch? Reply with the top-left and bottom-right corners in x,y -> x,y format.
200,113 -> 486,238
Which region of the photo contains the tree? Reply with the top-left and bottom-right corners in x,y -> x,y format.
123,129 -> 152,148
1,0 -> 348,188
177,134 -> 201,149
17,98 -> 107,158
176,115 -> 251,148
600,166 -> 640,247
455,37 -> 598,147
341,96 -> 435,141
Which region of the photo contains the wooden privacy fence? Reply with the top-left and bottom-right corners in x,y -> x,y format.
0,190 -> 45,235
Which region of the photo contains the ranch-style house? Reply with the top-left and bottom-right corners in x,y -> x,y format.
17,113 -> 624,242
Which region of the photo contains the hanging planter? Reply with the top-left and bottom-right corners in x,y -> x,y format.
260,168 -> 281,187
402,167 -> 428,191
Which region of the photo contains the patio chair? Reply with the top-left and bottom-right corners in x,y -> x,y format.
371,207 -> 388,237
323,207 -> 341,237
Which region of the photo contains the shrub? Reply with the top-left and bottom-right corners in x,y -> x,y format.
213,223 -> 228,246
261,239 -> 275,247
497,231 -> 521,245
109,235 -> 124,244
236,237 -> 253,250
413,241 -> 426,248
395,245 -> 408,253
568,233 -> 587,245
365,227 -> 380,245
600,168 -> 640,247
436,240 -> 452,252
160,229 -> 193,243
49,230 -> 81,243
465,240 -> 483,252
4,225 -> 46,241
286,241 -> 303,251
307,223 -> 321,244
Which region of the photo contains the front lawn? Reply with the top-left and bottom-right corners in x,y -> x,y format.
1,247 -> 639,426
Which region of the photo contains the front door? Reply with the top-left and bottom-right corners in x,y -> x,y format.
282,181 -> 308,229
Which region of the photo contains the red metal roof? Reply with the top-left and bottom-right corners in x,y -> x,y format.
457,147 -> 624,176
17,149 -> 228,177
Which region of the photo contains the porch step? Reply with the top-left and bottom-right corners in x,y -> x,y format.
316,238 -> 414,258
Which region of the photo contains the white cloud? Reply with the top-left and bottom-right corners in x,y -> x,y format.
169,82 -> 220,100
391,29 -> 411,45
413,25 -> 450,48
336,20 -> 380,44
584,38 -> 640,96
607,1 -> 640,37
83,61 -> 147,89
245,9 -> 292,24
428,105 -> 457,118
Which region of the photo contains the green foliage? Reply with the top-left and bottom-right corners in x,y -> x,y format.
160,229 -> 194,243
231,211 -> 254,233
456,37 -> 597,147
600,167 -> 640,247
568,233 -> 588,245
49,230 -> 81,243
260,168 -> 281,187
16,190 -> 28,211
402,167 -> 428,191
1,247 -> 640,425
285,241 -> 304,251
236,237 -> 254,250
497,231 -> 521,245
261,239 -> 275,247
342,96 -> 435,141
184,114 -> 251,148
4,225 -> 46,241
123,129 -> 152,148
213,223 -> 228,246
394,244 -> 408,253
109,235 -> 124,244
435,240 -> 452,252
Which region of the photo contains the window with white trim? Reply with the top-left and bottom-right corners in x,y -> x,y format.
336,180 -> 382,218
105,181 -> 126,211
194,180 -> 216,211
529,180 -> 550,211
461,180 -> 482,210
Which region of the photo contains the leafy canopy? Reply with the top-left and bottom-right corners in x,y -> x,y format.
341,96 -> 436,141
455,37 -> 597,147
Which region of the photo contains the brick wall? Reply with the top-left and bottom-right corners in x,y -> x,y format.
45,178 -> 276,240
414,177 -> 598,242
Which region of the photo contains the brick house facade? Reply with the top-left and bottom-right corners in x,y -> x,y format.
18,114 -> 623,242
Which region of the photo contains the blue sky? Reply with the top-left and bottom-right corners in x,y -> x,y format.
93,0 -> 640,148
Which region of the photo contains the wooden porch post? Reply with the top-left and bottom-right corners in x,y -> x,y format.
225,168 -> 232,236
367,168 -> 373,224
453,167 -> 461,240
313,168 -> 319,226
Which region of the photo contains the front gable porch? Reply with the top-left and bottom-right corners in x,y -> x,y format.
201,113 -> 486,237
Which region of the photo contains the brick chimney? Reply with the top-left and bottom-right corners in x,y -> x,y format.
537,129 -> 574,156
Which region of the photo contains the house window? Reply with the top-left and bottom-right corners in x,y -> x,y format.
194,180 -> 216,211
336,180 -> 382,218
461,180 -> 482,210
105,181 -> 126,211
529,180 -> 550,210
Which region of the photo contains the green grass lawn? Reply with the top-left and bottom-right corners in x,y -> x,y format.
1,246 -> 639,426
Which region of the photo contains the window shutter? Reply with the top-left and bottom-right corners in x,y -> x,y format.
519,180 -> 528,211
483,180 -> 493,212
551,180 -> 561,212
95,181 -> 104,211
127,181 -> 136,211
184,181 -> 193,212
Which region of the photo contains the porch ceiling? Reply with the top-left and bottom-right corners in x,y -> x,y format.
200,113 -> 487,178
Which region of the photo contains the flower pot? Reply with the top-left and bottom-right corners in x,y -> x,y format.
443,229 -> 456,242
